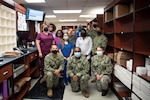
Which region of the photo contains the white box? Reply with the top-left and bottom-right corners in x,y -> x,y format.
140,79 -> 150,94
131,93 -> 140,100
136,66 -> 147,75
141,92 -> 149,100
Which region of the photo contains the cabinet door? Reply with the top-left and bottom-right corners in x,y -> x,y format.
0,64 -> 12,83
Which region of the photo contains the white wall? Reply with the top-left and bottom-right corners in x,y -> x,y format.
53,22 -> 87,30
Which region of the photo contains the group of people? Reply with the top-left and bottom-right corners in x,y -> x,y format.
35,20 -> 113,98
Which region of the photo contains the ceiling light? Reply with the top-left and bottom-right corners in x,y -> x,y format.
79,15 -> 96,18
53,10 -> 82,14
45,15 -> 56,18
59,19 -> 77,22
24,0 -> 45,3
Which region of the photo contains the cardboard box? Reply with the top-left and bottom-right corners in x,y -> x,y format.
117,51 -> 132,66
104,12 -> 113,22
114,4 -> 129,18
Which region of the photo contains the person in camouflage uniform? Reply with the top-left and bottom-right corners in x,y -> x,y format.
44,44 -> 64,97
88,20 -> 98,41
67,47 -> 90,98
91,46 -> 112,96
92,26 -> 108,55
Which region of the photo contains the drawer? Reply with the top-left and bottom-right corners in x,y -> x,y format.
0,64 -> 12,83
29,52 -> 38,62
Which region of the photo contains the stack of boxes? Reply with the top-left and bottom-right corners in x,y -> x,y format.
114,64 -> 132,89
132,74 -> 150,100
114,3 -> 133,18
145,58 -> 150,76
114,51 -> 132,67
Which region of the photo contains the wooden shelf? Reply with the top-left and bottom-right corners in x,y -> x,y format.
15,82 -> 30,100
30,66 -> 38,75
135,7 -> 150,32
114,33 -> 133,52
104,21 -> 114,33
134,32 -> 150,55
102,0 -> 150,99
114,14 -> 133,33
140,74 -> 150,83
135,0 -> 150,10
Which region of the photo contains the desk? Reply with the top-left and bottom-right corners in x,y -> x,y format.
0,48 -> 40,100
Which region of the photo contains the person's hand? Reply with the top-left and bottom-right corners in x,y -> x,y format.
96,74 -> 103,80
66,57 -> 70,61
39,52 -> 43,58
54,69 -> 60,75
72,75 -> 78,81
64,57 -> 67,60
54,69 -> 62,78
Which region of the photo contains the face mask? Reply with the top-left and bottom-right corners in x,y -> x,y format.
96,51 -> 103,56
64,29 -> 68,33
78,27 -> 82,32
74,52 -> 81,58
93,24 -> 97,28
81,32 -> 86,37
57,33 -> 62,37
52,50 -> 58,54
63,36 -> 69,40
97,31 -> 102,35
44,27 -> 48,32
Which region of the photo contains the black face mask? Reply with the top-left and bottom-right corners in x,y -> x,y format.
52,50 -> 58,54
97,31 -> 102,35
81,32 -> 86,37
93,24 -> 97,28
44,27 -> 48,32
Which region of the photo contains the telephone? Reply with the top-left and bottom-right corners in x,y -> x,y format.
13,47 -> 24,55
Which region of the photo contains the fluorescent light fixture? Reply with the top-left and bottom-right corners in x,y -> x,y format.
59,19 -> 77,22
45,15 -> 56,18
25,0 -> 45,3
53,10 -> 82,14
79,15 -> 96,18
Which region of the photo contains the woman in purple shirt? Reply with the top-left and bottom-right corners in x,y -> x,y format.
36,25 -> 55,76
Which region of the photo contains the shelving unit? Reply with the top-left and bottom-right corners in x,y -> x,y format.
104,0 -> 150,100
0,5 -> 16,57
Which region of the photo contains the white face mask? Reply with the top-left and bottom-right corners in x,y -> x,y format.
96,51 -> 103,56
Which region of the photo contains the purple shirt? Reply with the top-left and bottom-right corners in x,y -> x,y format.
36,32 -> 54,56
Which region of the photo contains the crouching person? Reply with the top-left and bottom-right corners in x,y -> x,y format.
44,44 -> 64,97
67,47 -> 90,98
91,46 -> 112,96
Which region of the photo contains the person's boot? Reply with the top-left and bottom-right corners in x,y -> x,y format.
101,89 -> 108,96
47,88 -> 53,97
91,78 -> 96,83
40,75 -> 46,84
81,90 -> 89,98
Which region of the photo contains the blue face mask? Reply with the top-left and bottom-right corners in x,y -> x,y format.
74,52 -> 81,58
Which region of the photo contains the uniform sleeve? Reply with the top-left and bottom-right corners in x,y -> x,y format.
76,58 -> 90,77
67,58 -> 74,77
91,56 -> 98,75
101,57 -> 112,75
44,55 -> 55,73
101,36 -> 108,50
92,38 -> 96,53
58,55 -> 64,71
